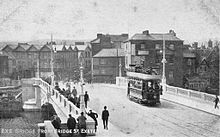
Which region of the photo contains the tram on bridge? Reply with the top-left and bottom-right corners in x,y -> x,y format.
127,70 -> 162,105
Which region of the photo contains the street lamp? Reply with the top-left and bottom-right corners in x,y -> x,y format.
50,37 -> 56,87
161,34 -> 167,92
79,62 -> 86,114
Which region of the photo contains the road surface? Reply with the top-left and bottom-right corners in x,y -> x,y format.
83,84 -> 220,137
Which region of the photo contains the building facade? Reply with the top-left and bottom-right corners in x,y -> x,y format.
0,43 -> 79,81
90,33 -> 128,56
92,48 -> 125,83
124,30 -> 184,87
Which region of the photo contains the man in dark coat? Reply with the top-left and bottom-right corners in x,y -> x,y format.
87,110 -> 98,132
84,91 -> 89,108
77,112 -> 87,137
67,114 -> 76,136
72,87 -> 77,97
101,106 -> 109,130
214,95 -> 219,109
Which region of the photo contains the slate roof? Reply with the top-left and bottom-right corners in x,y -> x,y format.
90,38 -> 100,44
19,44 -> 31,51
130,33 -> 183,41
77,45 -> 88,51
109,34 -> 128,42
93,48 -> 125,57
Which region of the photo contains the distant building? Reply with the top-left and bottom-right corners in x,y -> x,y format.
185,45 -> 219,94
92,48 -> 125,83
0,54 -> 9,77
0,43 -> 79,81
124,30 -> 184,87
90,33 -> 128,56
76,44 -> 92,82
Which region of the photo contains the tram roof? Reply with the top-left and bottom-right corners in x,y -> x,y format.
127,71 -> 161,80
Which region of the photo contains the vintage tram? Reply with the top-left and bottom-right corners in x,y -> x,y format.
127,71 -> 162,105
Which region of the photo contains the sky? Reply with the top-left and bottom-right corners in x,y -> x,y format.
1,0 -> 220,43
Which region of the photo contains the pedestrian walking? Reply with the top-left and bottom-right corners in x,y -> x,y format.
101,106 -> 109,130
84,91 -> 89,108
87,110 -> 98,132
127,82 -> 130,97
214,95 -> 219,109
72,87 -> 77,97
67,114 -> 76,136
77,112 -> 87,137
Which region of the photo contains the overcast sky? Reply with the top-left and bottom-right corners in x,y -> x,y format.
0,0 -> 220,43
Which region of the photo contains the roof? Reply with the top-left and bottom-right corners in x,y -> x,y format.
90,38 -> 100,44
0,51 -> 15,59
53,45 -> 64,51
109,34 -> 128,42
19,44 -> 31,50
130,33 -> 183,41
76,45 -> 88,51
130,34 -> 155,41
93,48 -> 125,57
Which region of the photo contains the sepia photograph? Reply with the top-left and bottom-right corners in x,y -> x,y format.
0,0 -> 219,137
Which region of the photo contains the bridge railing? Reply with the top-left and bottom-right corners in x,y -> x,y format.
166,85 -> 216,103
37,78 -> 96,136
116,76 -> 216,103
116,77 -> 129,87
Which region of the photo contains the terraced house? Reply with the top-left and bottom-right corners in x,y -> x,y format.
0,42 -> 79,81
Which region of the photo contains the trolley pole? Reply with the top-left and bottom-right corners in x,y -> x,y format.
161,34 -> 167,92
79,62 -> 86,115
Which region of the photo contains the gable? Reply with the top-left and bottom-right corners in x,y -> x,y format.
40,45 -> 51,51
85,46 -> 91,51
14,45 -> 25,51
2,45 -> 13,52
27,45 -> 38,52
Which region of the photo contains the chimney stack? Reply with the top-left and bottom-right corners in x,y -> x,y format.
143,30 -> 149,35
169,30 -> 176,36
97,33 -> 103,38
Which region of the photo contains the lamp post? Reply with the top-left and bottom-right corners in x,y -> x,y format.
119,58 -> 122,77
161,34 -> 167,92
50,35 -> 56,87
79,62 -> 86,114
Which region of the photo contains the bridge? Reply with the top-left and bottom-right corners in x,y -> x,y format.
20,77 -> 220,137
21,78 -> 96,137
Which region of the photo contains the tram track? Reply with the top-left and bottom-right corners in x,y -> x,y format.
89,84 -> 220,137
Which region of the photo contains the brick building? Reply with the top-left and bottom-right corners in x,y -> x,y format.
90,33 -> 128,56
92,48 -> 125,83
0,43 -> 80,81
124,30 -> 184,87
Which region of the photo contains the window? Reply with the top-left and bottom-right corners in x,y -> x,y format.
168,55 -> 174,64
100,69 -> 106,74
169,71 -> 174,79
140,44 -> 145,50
169,44 -> 174,50
100,59 -> 107,65
187,59 -> 192,65
155,44 -> 161,49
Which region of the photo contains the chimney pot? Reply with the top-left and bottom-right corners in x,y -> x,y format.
143,30 -> 149,35
169,30 -> 176,36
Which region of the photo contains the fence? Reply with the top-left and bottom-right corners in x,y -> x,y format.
116,77 -> 129,87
